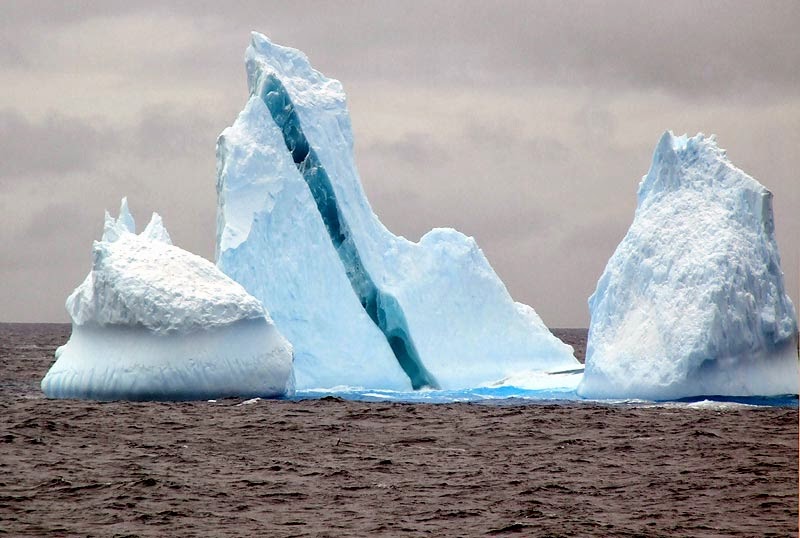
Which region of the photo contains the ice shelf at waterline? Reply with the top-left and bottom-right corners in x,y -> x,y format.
578,132 -> 799,400
216,32 -> 579,391
41,199 -> 294,401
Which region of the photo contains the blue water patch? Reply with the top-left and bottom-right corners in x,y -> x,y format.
294,385 -> 579,404
291,387 -> 798,407
670,394 -> 799,408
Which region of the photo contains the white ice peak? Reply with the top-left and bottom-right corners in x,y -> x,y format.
69,199 -> 266,334
578,132 -> 798,400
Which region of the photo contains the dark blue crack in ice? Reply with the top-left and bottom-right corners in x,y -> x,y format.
258,75 -> 439,390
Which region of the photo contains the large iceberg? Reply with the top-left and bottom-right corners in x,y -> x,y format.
42,199 -> 294,401
216,33 -> 579,391
578,132 -> 799,400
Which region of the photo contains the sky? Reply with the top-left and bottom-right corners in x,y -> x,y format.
1,1 -> 797,327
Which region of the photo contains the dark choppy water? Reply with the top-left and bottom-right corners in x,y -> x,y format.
1,323 -> 797,536
0,323 -> 71,399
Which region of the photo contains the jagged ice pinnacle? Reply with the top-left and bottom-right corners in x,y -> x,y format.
578,132 -> 799,400
216,32 -> 579,391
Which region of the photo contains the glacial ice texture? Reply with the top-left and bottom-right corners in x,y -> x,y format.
42,199 -> 294,401
578,132 -> 799,400
216,33 -> 579,390
217,98 -> 411,391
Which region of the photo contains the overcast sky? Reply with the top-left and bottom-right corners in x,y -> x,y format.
1,1 -> 797,327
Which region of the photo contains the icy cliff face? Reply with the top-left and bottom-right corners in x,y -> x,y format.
217,98 -> 410,391
42,199 -> 294,401
578,132 -> 799,400
216,32 -> 579,390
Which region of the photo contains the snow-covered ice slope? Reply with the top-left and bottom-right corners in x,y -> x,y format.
578,132 -> 799,400
216,33 -> 578,390
42,199 -> 294,401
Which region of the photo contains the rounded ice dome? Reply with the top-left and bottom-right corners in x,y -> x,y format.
41,199 -> 294,401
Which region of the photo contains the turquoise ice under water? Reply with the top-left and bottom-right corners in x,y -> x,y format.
295,385 -> 581,404
291,386 -> 798,407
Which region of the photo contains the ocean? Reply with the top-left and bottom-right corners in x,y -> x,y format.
1,323 -> 797,536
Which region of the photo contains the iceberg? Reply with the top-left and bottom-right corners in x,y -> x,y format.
216,33 -> 579,391
217,96 -> 410,391
41,199 -> 294,401
578,132 -> 799,400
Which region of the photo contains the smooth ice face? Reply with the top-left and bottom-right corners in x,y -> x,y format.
578,132 -> 799,400
216,33 -> 579,391
42,199 -> 294,401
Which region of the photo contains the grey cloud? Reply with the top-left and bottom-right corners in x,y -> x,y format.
7,2 -> 798,101
0,110 -> 115,181
0,2 -> 153,30
361,185 -> 439,243
561,217 -> 629,260
364,167 -> 557,255
0,35 -> 26,67
132,104 -> 217,161
464,120 -> 571,164
176,0 -> 799,101
362,133 -> 449,169
0,103 -> 220,183
1,2 -> 797,325
361,137 -> 562,249
0,198 -> 100,320
461,202 -> 557,247
24,201 -> 98,242
574,103 -> 616,141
